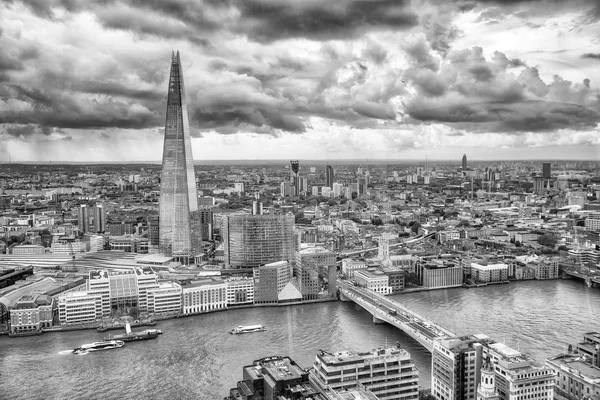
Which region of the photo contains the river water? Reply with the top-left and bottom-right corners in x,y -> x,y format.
1,279 -> 599,400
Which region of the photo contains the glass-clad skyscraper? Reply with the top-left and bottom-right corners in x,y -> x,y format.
159,51 -> 201,263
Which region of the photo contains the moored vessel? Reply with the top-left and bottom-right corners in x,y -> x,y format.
230,324 -> 266,335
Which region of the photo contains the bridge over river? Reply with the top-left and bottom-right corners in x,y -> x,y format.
339,281 -> 455,352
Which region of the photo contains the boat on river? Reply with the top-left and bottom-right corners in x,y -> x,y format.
230,324 -> 266,335
73,340 -> 124,354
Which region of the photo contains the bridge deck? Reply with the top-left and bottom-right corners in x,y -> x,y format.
339,283 -> 454,353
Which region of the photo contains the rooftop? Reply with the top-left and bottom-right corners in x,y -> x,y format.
317,346 -> 411,364
244,356 -> 305,382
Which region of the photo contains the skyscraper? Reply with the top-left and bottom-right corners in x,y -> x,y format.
326,165 -> 334,188
78,205 -> 89,233
542,162 -> 551,180
462,154 -> 468,170
159,51 -> 201,263
93,203 -> 106,233
290,160 -> 300,195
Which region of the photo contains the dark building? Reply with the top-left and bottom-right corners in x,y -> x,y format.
199,208 -> 213,241
290,160 -> 300,196
108,223 -> 134,236
93,203 -> 106,233
543,162 -> 551,180
147,215 -> 159,246
326,165 -> 334,188
158,51 -> 202,263
226,356 -> 320,400
462,154 -> 467,170
78,204 -> 90,233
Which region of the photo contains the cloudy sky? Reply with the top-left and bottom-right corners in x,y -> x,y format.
0,0 -> 599,162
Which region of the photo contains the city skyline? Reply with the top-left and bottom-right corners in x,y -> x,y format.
1,0 -> 600,162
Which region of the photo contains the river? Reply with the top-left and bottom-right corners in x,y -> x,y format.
1,279 -> 599,399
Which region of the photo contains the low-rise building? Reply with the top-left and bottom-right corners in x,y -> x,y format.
354,270 -> 391,295
546,354 -> 600,400
147,282 -> 182,315
11,245 -> 45,255
57,291 -> 102,324
225,276 -> 254,305
471,263 -> 509,283
310,346 -> 419,400
9,294 -> 54,333
182,280 -> 227,314
342,259 -> 368,278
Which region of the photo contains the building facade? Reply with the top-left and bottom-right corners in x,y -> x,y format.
9,294 -> 54,333
158,51 -> 201,263
225,276 -> 254,305
182,280 -> 227,314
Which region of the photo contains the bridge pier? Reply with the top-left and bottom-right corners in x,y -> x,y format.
373,315 -> 386,324
339,292 -> 350,302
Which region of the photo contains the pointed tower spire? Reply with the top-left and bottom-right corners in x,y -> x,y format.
159,51 -> 201,264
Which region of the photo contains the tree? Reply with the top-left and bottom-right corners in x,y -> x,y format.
538,234 -> 557,247
411,221 -> 421,234
457,220 -> 470,227
371,217 -> 383,226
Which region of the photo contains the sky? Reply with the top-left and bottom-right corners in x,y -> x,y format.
0,0 -> 599,163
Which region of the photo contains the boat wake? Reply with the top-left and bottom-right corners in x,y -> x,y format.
58,350 -> 77,355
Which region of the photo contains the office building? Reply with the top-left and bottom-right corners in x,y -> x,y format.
146,282 -> 182,314
158,51 -> 202,263
470,263 -> 509,283
295,247 -> 337,300
9,294 -> 54,334
417,260 -> 463,289
181,280 -> 227,314
354,270 -> 391,295
225,276 -> 254,305
290,160 -> 300,196
462,154 -> 468,170
333,182 -> 344,197
147,215 -> 160,246
78,204 -> 90,233
546,353 -> 600,400
311,346 -> 419,399
222,213 -> 295,268
542,163 -> 551,180
483,342 -> 554,400
326,165 -> 334,188
93,203 -> 106,233
574,332 -> 600,367
432,335 -> 490,400
227,356 -> 318,400
342,259 -> 368,278
253,260 -> 300,304
199,208 -> 213,241
57,291 -> 102,324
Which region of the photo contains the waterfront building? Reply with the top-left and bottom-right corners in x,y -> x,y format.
470,263 -> 508,283
9,294 -> 54,334
483,342 -> 555,400
158,51 -> 201,263
575,332 -> 600,367
146,282 -> 182,314
181,280 -> 227,314
342,259 -> 368,279
222,213 -> 295,269
417,260 -> 463,289
546,353 -> 600,400
225,276 -> 254,305
135,267 -> 160,313
57,291 -> 102,324
253,260 -> 300,304
227,355 -> 318,400
381,267 -> 405,293
477,356 -> 500,400
295,247 -> 336,300
432,335 -> 490,400
326,165 -> 334,188
354,270 -> 391,295
310,346 -> 419,399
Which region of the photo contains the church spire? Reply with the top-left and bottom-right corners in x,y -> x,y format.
477,355 -> 500,400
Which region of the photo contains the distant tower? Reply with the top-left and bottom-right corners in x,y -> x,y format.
78,205 -> 89,233
326,165 -> 334,189
93,204 -> 106,233
542,163 -> 551,180
462,154 -> 468,170
290,160 -> 300,196
158,51 -> 201,264
477,355 -> 500,400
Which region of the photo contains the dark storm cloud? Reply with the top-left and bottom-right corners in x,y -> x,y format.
239,0 -> 418,41
192,107 -> 306,134
1,84 -> 161,130
407,100 -> 600,132
74,80 -> 163,101
582,53 -> 600,60
352,101 -> 396,120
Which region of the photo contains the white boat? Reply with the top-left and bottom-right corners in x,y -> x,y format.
229,324 -> 266,335
73,340 -> 125,354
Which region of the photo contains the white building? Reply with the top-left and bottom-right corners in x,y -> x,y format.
342,259 -> 368,278
58,291 -> 102,324
51,240 -> 85,254
354,270 -> 391,295
182,280 -> 227,314
332,183 -> 344,197
147,282 -> 182,314
310,346 -> 419,400
225,276 -> 254,305
470,263 -> 509,283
